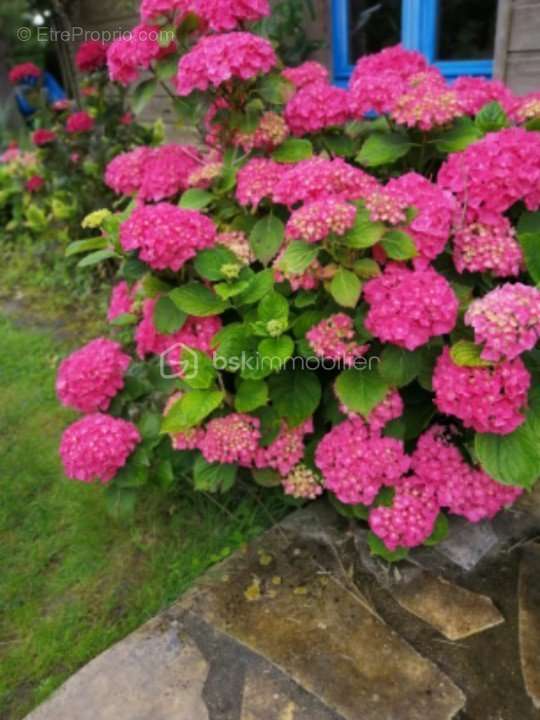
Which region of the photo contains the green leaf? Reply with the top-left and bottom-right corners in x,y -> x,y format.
142,274 -> 173,297
161,389 -> 224,432
110,313 -> 138,327
268,369 -> 321,426
251,468 -> 282,487
153,296 -> 187,334
258,336 -> 294,369
236,269 -> 274,305
179,188 -> 213,210
475,101 -> 509,133
258,74 -> 291,104
327,493 -> 369,520
424,514 -> 449,546
356,132 -> 412,167
368,532 -> 409,562
132,78 -> 158,114
257,291 -> 289,324
104,486 -> 137,522
517,212 -> 540,284
379,346 -> 422,387
272,138 -> 313,163
450,340 -> 491,368
380,230 -> 417,260
249,215 -> 284,265
322,134 -> 355,157
193,456 -> 237,493
475,387 -> 540,488
65,237 -> 108,257
353,258 -> 381,279
343,208 -> 386,249
335,366 -> 389,417
169,283 -> 228,316
329,268 -> 362,308
181,348 -> 217,389
194,245 -> 238,281
77,249 -> 118,268
276,240 -> 319,274
434,117 -> 482,153
155,56 -> 178,81
235,379 -> 269,412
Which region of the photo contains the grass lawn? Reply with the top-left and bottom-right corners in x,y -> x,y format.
0,313 -> 290,720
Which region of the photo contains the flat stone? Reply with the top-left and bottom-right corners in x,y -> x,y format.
25,625 -> 209,720
241,666 -> 323,720
391,569 -> 505,640
519,543 -> 540,709
435,518 -> 499,571
177,518 -> 465,720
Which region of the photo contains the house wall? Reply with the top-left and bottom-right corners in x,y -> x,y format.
494,0 -> 540,94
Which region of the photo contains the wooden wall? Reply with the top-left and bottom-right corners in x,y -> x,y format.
494,0 -> 540,94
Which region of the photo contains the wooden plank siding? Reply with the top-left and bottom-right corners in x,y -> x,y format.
494,0 -> 540,94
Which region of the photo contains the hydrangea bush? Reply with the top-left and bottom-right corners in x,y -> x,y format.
59,0 -> 540,560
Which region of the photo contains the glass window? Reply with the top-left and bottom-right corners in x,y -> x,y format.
436,0 -> 497,60
348,0 -> 402,64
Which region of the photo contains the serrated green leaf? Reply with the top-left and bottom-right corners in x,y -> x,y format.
153,296 -> 187,334
66,237 -> 108,257
272,138 -> 313,163
379,346 -> 422,387
77,249 -> 118,267
268,369 -> 321,427
380,230 -> 417,260
450,340 -> 491,368
434,117 -> 482,153
193,456 -> 237,493
249,215 -> 284,265
169,283 -> 228,316
335,366 -> 389,417
132,78 -> 158,114
276,240 -> 319,274
179,188 -> 213,210
235,379 -> 269,412
475,101 -> 508,133
329,268 -> 362,308
194,245 -> 238,281
161,389 -> 224,432
343,208 -> 386,249
356,132 -> 412,167
181,348 -> 217,389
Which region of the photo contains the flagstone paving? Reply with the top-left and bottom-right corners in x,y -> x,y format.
25,495 -> 540,720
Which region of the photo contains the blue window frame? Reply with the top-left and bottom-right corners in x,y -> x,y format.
332,0 -> 494,87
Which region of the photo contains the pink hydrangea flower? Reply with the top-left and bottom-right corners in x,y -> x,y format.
32,129 -> 56,146
391,72 -> 462,130
108,281 -> 136,322
350,45 -> 428,87
432,348 -> 530,435
235,158 -> 284,207
194,0 -> 269,30
8,62 -> 41,84
452,76 -> 515,115
369,484 -> 440,550
385,172 -> 455,263
464,283 -> 540,361
66,111 -> 95,134
175,32 -> 277,95
165,316 -> 222,373
364,264 -> 458,350
438,127 -> 540,214
315,417 -> 410,505
56,338 -> 131,413
284,81 -> 350,136
163,392 -> 206,450
120,203 -> 216,271
453,211 -> 523,278
235,111 -> 289,152
26,175 -> 45,192
254,420 -> 313,476
75,40 -> 109,72
307,314 -> 369,366
272,157 -> 378,207
104,147 -> 151,196
282,61 -> 329,89
199,413 -> 261,466
188,161 -> 223,189
217,231 -> 253,264
273,252 -> 322,291
60,413 -> 140,483
282,464 -> 323,499
138,144 -> 202,202
107,38 -> 140,85
513,92 -> 540,123
140,0 -> 194,22
365,189 -> 408,225
131,23 -> 177,67
285,198 -> 357,243
339,389 -> 403,431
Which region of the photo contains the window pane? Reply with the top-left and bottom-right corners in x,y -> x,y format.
348,0 -> 402,64
437,0 -> 497,60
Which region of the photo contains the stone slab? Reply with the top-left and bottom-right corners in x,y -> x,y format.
519,543 -> 540,709
177,516 -> 466,720
241,667 -> 320,720
391,569 -> 505,640
25,625 -> 210,720
435,518 -> 499,571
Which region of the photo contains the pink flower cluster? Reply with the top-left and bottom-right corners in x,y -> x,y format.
339,389 -> 403,431
282,61 -> 329,89
273,252 -> 322,291
199,413 -> 261,466
76,40 -> 109,72
285,198 -> 356,243
453,212 -> 522,277
452,76 -> 515,115
307,314 -> 368,366
391,72 -> 462,130
386,172 -> 455,263
138,144 -> 202,202
236,112 -> 289,152
464,283 -> 540,361
108,281 -> 136,321
66,111 -> 95,134
365,190 -> 408,225
140,0 -> 192,22
56,338 -> 131,413
282,464 -> 323,500
105,146 -> 152,196
194,0 -> 269,31
438,128 -> 540,214
369,483 -> 439,551
8,63 -> 41,84
26,176 -> 44,193
120,203 -> 216,271
315,417 -> 410,505
433,348 -> 530,434
513,92 -> 540,123
60,414 -> 140,483
272,157 -> 377,207
255,420 -> 313,476
284,82 -> 350,136
364,265 -> 458,350
217,231 -> 253,264
175,32 -> 276,95
235,158 -> 283,207
107,23 -> 175,86
32,129 -> 56,146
